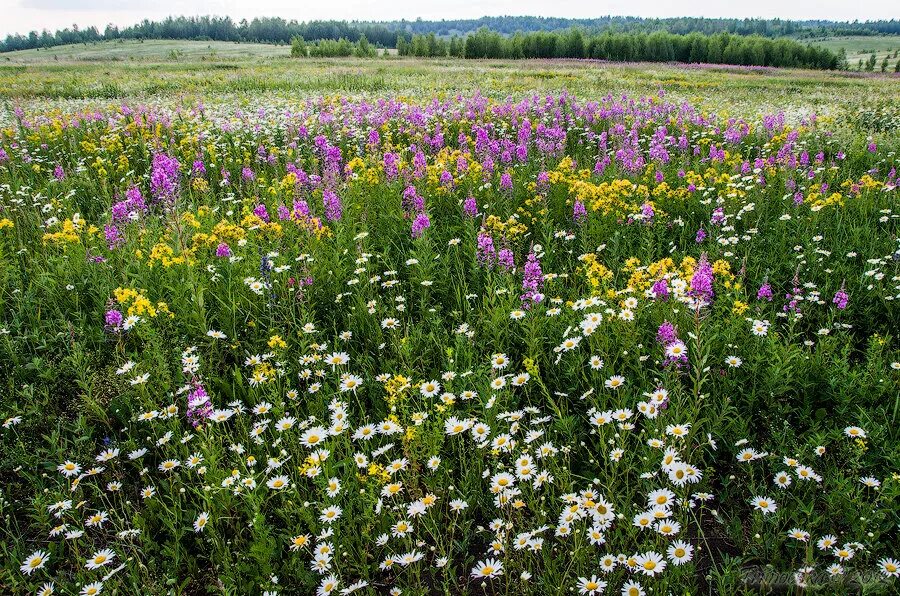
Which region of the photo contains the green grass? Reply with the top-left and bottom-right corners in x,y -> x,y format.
0,39 -> 291,63
0,56 -> 896,118
803,35 -> 900,67
0,55 -> 899,596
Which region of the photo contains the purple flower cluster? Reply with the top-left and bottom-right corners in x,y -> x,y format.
657,321 -> 688,368
104,224 -> 123,250
476,232 -> 496,267
573,199 -> 587,225
150,151 -> 180,205
323,189 -> 343,222
497,248 -> 515,271
833,281 -> 849,310
463,196 -> 477,218
651,278 -> 669,300
253,203 -> 270,223
689,253 -> 714,306
402,186 -> 424,213
186,383 -> 213,428
757,281 -> 773,302
111,186 -> 147,222
520,250 -> 544,309
104,309 -> 123,332
783,274 -> 803,313
411,212 -> 431,238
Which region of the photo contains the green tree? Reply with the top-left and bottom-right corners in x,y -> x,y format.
290,35 -> 307,58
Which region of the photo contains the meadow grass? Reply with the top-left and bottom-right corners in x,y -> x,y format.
803,35 -> 900,64
0,57 -> 898,595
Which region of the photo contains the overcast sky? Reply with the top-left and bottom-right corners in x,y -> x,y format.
1,0 -> 895,37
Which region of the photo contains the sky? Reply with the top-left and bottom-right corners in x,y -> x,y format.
1,0 -> 896,37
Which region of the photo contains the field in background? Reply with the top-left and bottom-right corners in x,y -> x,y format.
0,53 -> 896,121
804,35 -> 900,64
0,39 -> 291,63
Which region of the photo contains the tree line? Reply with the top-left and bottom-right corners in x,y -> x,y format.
382,16 -> 900,38
2,14 -> 898,54
0,16 -> 398,53
395,29 -> 841,70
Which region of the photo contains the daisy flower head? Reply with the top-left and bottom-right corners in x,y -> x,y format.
605,375 -> 625,390
843,426 -> 866,439
750,495 -> 777,514
194,511 -> 210,532
576,575 -> 607,595
471,558 -> 503,579
879,558 -> 900,577
84,549 -> 115,570
20,549 -> 49,575
667,540 -> 694,565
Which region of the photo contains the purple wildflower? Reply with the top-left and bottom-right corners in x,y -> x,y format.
573,199 -> 587,225
520,250 -> 544,309
150,152 -> 180,204
476,232 -> 496,267
833,281 -> 849,310
104,309 -> 123,331
497,248 -> 515,271
253,203 -> 270,223
651,278 -> 669,300
186,383 -> 213,428
104,224 -> 123,250
463,196 -> 477,218
411,212 -> 431,238
689,253 -> 714,306
323,189 -> 342,222
657,321 -> 688,368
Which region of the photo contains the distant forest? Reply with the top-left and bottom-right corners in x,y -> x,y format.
2,15 -> 898,54
393,30 -> 841,69
1,15 -> 896,70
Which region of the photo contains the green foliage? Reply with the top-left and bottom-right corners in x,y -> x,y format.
459,27 -> 841,69
0,58 -> 898,596
290,35 -> 307,58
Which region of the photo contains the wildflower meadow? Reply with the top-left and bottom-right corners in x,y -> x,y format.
0,57 -> 898,595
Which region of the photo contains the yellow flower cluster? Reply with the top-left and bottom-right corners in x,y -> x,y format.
268,335 -> 287,350
113,287 -> 171,318
578,253 -> 613,288
148,242 -> 195,268
383,374 -> 410,409
483,214 -> 528,240
42,218 -> 82,245
575,178 -> 649,215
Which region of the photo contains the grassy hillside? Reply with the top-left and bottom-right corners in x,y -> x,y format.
804,35 -> 900,66
0,39 -> 290,63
